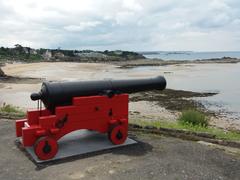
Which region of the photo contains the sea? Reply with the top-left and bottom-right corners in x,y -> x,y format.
138,51 -> 240,121
140,51 -> 240,61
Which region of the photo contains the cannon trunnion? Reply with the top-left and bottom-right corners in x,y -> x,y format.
16,76 -> 166,160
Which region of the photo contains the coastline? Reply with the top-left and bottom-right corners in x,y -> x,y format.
114,57 -> 240,68
0,59 -> 240,131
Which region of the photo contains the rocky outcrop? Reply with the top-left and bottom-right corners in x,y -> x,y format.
0,67 -> 5,77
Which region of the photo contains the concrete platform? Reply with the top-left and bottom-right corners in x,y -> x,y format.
19,130 -> 137,163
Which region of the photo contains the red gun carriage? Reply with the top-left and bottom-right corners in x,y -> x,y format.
16,76 -> 166,160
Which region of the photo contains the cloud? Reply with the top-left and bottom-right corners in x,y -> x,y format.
0,0 -> 240,50
122,0 -> 143,11
64,21 -> 102,32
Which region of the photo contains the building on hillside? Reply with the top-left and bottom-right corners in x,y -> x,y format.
43,50 -> 52,60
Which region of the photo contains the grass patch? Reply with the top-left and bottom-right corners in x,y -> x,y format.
130,119 -> 240,141
0,104 -> 25,118
178,109 -> 208,127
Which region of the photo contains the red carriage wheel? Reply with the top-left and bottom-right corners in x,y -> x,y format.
108,125 -> 127,145
34,137 -> 58,160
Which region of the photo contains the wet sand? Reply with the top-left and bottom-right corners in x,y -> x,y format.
1,62 -> 239,130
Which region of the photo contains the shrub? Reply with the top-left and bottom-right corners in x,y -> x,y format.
0,103 -> 24,115
178,109 -> 208,127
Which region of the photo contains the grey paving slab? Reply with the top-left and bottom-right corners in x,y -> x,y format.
19,130 -> 137,163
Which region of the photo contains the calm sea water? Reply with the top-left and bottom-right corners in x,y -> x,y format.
132,63 -> 240,120
139,51 -> 240,119
141,51 -> 240,60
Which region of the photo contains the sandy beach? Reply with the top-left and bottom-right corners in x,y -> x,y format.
1,62 -> 240,130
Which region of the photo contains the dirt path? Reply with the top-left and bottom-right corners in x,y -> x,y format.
0,119 -> 239,180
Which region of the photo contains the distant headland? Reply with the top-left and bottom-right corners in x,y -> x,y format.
0,44 -> 145,62
1,44 -> 240,68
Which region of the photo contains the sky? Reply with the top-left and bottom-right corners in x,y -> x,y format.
0,0 -> 240,51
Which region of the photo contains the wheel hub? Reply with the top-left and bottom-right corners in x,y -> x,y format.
116,130 -> 123,140
43,141 -> 52,154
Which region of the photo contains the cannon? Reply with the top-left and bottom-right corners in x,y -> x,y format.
16,76 -> 166,160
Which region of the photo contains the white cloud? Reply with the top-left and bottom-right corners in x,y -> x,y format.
64,21 -> 102,32
0,0 -> 239,50
122,0 -> 143,11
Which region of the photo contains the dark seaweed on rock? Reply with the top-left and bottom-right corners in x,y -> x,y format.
129,89 -> 218,112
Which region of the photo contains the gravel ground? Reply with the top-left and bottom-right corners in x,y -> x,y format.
0,119 -> 240,180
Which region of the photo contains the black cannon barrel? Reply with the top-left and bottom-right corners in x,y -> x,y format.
31,76 -> 167,110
